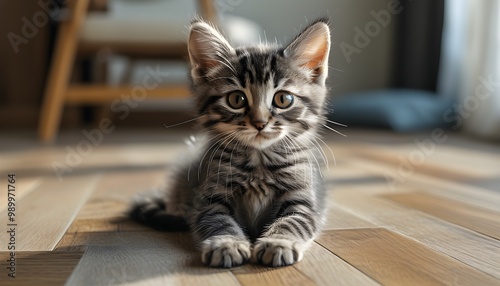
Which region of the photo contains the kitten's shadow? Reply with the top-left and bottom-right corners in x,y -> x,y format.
62,217 -> 213,285
110,216 -> 196,253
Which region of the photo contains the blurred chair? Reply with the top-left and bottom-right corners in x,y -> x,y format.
38,0 -> 260,142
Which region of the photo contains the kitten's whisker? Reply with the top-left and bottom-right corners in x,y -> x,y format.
315,136 -> 336,166
163,116 -> 203,129
217,134 -> 238,186
286,135 -> 305,180
286,134 -> 322,179
325,119 -> 348,127
198,131 -> 233,180
227,137 -> 241,191
281,136 -> 298,178
188,133 -> 221,181
294,117 -> 347,129
323,124 -> 347,137
289,130 -> 328,169
206,133 -> 232,170
284,135 -> 302,182
207,131 -> 237,177
299,132 -> 328,169
296,135 -> 323,178
310,137 -> 329,169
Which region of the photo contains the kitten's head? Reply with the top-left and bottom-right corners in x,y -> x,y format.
188,19 -> 330,149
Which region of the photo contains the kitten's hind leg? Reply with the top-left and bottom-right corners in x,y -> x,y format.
129,188 -> 189,232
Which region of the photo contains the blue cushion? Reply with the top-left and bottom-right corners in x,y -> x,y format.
328,89 -> 453,132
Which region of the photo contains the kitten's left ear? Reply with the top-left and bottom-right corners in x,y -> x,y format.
284,19 -> 331,82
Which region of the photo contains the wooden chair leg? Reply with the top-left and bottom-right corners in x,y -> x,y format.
38,0 -> 89,143
92,52 -> 113,126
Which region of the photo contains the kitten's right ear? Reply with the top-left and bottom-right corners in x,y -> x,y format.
188,20 -> 235,76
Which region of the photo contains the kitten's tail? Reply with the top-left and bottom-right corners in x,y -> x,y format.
128,190 -> 189,232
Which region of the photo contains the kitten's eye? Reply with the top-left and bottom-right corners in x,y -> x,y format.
227,91 -> 247,109
273,92 -> 294,109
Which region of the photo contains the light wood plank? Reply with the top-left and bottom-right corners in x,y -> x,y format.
0,143 -> 183,176
57,232 -> 378,286
324,203 -> 376,230
55,230 -> 182,253
351,142 -> 500,179
0,251 -> 84,286
407,178 -> 500,213
383,192 -> 500,240
66,232 -> 240,286
347,156 -> 500,212
324,160 -> 375,181
0,175 -> 99,251
317,228 -> 500,286
294,242 -> 380,286
331,192 -> 500,279
66,169 -> 165,233
0,176 -> 40,212
232,264 -> 314,286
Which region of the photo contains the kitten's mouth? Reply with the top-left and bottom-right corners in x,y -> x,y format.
256,132 -> 269,139
254,131 -> 281,142
245,130 -> 282,149
255,131 -> 274,139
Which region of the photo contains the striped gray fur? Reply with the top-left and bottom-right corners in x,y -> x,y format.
130,18 -> 331,268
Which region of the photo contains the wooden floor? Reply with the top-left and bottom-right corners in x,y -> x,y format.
1,129 -> 500,286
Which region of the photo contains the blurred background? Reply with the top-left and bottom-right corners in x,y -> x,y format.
2,2 -> 500,283
0,0 -> 499,141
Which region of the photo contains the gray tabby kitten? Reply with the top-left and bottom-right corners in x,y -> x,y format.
130,18 -> 331,268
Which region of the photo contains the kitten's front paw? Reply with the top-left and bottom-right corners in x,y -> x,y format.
253,238 -> 303,267
201,236 -> 251,268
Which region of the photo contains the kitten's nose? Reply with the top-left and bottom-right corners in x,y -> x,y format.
252,120 -> 268,131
